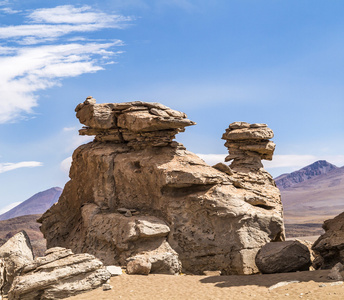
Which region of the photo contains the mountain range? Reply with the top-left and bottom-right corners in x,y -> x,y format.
275,160 -> 344,237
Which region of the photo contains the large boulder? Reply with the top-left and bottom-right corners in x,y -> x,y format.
8,247 -> 110,300
39,98 -> 284,275
255,240 -> 312,273
0,231 -> 34,294
312,211 -> 344,269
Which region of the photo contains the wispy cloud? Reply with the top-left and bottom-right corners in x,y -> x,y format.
0,5 -> 131,124
60,156 -> 72,174
0,201 -> 23,215
0,161 -> 43,174
0,7 -> 20,14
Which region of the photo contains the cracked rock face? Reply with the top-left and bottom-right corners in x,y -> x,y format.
39,98 -> 284,275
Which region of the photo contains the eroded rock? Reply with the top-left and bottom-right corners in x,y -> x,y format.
8,247 -> 110,299
39,98 -> 284,275
0,231 -> 34,294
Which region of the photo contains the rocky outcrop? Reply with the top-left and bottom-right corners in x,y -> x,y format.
312,211 -> 344,269
8,247 -> 110,299
39,97 -> 284,275
0,231 -> 34,294
255,241 -> 312,274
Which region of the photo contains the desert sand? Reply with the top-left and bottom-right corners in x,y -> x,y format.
69,269 -> 344,300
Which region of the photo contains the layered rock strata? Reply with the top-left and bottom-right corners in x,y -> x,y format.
39,97 -> 284,275
8,247 -> 110,299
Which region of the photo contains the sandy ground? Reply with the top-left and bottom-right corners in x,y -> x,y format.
69,269 -> 344,300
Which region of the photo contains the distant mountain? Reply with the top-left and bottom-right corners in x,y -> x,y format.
0,214 -> 46,257
275,160 -> 338,189
276,162 -> 344,237
0,187 -> 62,221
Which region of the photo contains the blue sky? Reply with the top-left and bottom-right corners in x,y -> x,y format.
0,0 -> 343,211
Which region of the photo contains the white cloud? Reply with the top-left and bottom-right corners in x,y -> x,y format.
0,7 -> 20,14
0,161 -> 43,174
0,201 -> 23,215
197,154 -> 226,166
63,126 -> 76,132
28,5 -> 129,25
0,0 -> 9,6
60,156 -> 72,174
0,5 -> 129,124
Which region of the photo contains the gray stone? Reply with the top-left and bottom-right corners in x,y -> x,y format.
255,241 -> 311,274
313,212 -> 344,269
327,263 -> 344,280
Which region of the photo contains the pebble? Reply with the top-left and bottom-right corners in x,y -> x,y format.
102,283 -> 112,291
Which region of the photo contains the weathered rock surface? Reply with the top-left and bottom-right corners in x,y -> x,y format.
312,212 -> 344,269
255,241 -> 312,274
327,262 -> 344,280
39,98 -> 284,275
0,231 -> 34,294
8,247 -> 110,300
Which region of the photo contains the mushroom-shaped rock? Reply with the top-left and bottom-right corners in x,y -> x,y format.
39,99 -> 284,275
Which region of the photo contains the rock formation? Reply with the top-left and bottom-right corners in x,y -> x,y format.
39,97 -> 284,275
312,211 -> 344,269
8,247 -> 110,299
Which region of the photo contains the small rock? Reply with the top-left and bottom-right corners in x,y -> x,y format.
117,208 -> 129,214
212,163 -> 233,175
127,256 -> 152,275
319,284 -> 326,287
327,263 -> 344,281
106,266 -> 123,276
124,210 -> 132,217
203,270 -> 221,276
268,281 -> 300,290
102,283 -> 112,291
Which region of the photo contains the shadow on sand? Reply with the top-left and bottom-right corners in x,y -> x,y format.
199,269 -> 334,288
